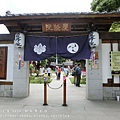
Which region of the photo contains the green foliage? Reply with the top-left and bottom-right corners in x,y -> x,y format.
29,63 -> 34,69
109,22 -> 120,32
30,76 -> 52,84
91,0 -> 120,12
91,0 -> 120,32
41,55 -> 66,67
91,0 -> 102,12
40,59 -> 48,66
47,55 -> 66,66
58,56 -> 66,64
69,77 -> 86,84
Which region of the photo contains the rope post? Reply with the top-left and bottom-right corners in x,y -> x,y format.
43,77 -> 48,106
62,75 -> 67,106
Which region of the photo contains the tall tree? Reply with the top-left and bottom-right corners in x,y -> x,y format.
91,0 -> 120,12
45,55 -> 66,67
91,0 -> 120,32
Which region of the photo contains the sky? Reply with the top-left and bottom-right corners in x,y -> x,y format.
0,0 -> 93,33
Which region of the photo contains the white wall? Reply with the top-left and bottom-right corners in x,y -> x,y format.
102,43 -> 119,83
0,44 -> 14,81
13,45 -> 30,97
86,39 -> 103,100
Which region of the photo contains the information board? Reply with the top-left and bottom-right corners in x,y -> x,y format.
111,51 -> 120,74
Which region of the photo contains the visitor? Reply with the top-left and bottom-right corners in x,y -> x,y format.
36,61 -> 40,76
39,65 -> 45,75
63,66 -> 69,77
55,66 -> 58,77
29,62 -> 34,76
75,64 -> 81,87
57,66 -> 61,80
72,64 -> 77,84
47,66 -> 51,77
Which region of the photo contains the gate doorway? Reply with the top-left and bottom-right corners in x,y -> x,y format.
28,59 -> 87,106
25,34 -> 90,103
28,56 -> 87,105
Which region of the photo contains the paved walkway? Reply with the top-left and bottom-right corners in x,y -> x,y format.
0,73 -> 120,120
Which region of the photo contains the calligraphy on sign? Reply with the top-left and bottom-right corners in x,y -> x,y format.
111,51 -> 120,74
14,33 -> 25,48
42,22 -> 71,32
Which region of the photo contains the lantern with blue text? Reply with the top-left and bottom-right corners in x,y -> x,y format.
89,31 -> 99,48
14,33 -> 25,48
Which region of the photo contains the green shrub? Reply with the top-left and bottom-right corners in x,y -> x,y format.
30,76 -> 52,84
69,77 -> 86,84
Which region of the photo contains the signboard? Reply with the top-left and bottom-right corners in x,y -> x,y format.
88,52 -> 99,69
42,22 -> 71,32
111,51 -> 120,74
92,52 -> 99,69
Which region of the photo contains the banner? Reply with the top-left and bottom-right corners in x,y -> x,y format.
24,36 -> 56,61
57,35 -> 91,60
24,35 -> 90,61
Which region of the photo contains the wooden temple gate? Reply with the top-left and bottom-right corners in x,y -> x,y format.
0,12 -> 120,99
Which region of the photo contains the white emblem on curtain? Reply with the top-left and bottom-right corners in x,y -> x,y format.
67,43 -> 79,53
34,43 -> 46,55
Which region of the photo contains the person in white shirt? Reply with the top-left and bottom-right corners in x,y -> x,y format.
39,65 -> 44,75
47,66 -> 51,77
55,66 -> 58,77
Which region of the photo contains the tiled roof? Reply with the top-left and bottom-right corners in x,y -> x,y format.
0,12 -> 120,36
1,11 -> 120,17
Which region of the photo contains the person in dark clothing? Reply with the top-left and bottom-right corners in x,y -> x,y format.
72,64 -> 77,84
75,64 -> 81,87
57,66 -> 61,80
36,61 -> 40,76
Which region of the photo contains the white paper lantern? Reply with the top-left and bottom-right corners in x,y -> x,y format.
89,31 -> 99,48
14,33 -> 25,48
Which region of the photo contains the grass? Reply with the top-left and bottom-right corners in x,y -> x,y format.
69,76 -> 86,84
30,70 -> 55,84
30,75 -> 52,84
30,71 -> 86,84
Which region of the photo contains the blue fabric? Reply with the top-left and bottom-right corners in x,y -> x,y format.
57,35 -> 91,60
76,67 -> 81,74
24,36 -> 56,61
24,35 -> 91,61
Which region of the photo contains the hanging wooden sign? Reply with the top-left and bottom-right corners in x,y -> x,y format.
111,51 -> 120,74
42,22 -> 71,32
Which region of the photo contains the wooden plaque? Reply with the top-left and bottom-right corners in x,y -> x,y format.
42,22 -> 71,32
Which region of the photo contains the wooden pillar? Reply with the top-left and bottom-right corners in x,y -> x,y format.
43,81 -> 48,106
62,76 -> 67,106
